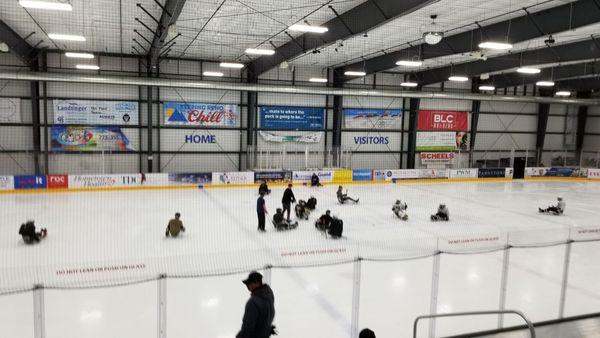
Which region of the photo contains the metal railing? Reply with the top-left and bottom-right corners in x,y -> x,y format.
413,310 -> 536,338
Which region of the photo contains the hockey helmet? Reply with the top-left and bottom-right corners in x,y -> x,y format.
557,196 -> 563,201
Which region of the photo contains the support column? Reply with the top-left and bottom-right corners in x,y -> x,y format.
406,98 -> 420,169
576,91 -> 590,160
332,70 -> 344,166
469,79 -> 481,167
146,75 -> 154,173
30,69 -> 42,174
536,103 -> 550,166
33,286 -> 45,338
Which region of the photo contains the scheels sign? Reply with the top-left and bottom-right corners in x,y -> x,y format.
418,110 -> 468,131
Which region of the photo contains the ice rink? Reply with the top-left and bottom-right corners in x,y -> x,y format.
1,180 -> 600,338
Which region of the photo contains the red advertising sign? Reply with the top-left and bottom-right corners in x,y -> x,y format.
48,175 -> 68,189
418,110 -> 469,131
420,152 -> 455,164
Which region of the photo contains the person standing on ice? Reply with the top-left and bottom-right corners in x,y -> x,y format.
257,191 -> 268,232
337,185 -> 359,204
431,204 -> 449,221
281,184 -> 296,221
539,196 -> 566,215
392,200 -> 408,220
165,212 -> 185,237
236,271 -> 276,338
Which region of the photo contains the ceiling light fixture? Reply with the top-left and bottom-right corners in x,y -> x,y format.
396,60 -> 423,67
536,80 -> 555,87
203,71 -> 224,77
478,41 -> 513,50
555,90 -> 571,97
517,67 -> 541,74
76,64 -> 99,70
309,78 -> 328,83
0,43 -> 9,53
219,62 -> 244,69
65,52 -> 94,59
422,15 -> 443,45
288,24 -> 328,34
479,85 -> 495,91
344,71 -> 366,76
448,75 -> 469,82
401,82 -> 418,87
245,48 -> 275,55
19,0 -> 72,11
49,33 -> 86,42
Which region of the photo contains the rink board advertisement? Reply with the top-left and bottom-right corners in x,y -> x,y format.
259,106 -> 324,130
588,168 -> 600,179
47,175 -> 68,189
478,168 -> 506,178
420,152 -> 455,165
14,175 -> 47,189
0,98 -> 21,123
343,109 -> 402,129
254,171 -> 292,183
385,169 -> 420,181
0,176 -> 14,190
333,170 -> 353,183
168,173 -> 212,185
525,167 -> 550,177
544,167 -> 581,177
69,174 -> 144,188
373,170 -> 387,181
53,100 -> 138,125
51,126 -> 136,152
212,172 -> 254,185
418,169 -> 448,179
352,169 -> 373,182
163,101 -> 239,127
417,110 -> 469,131
449,168 -> 478,179
292,171 -> 333,183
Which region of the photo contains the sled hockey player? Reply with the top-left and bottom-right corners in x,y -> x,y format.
328,217 -> 344,239
273,208 -> 298,231
306,196 -> 317,210
19,220 -> 47,244
311,173 -> 321,187
295,200 -> 310,220
166,212 -> 186,237
258,181 -> 271,195
539,196 -> 566,215
337,185 -> 359,204
431,204 -> 449,221
315,210 -> 333,232
392,200 -> 408,220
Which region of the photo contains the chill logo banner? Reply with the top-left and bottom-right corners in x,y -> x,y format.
418,110 -> 469,131
0,98 -> 21,123
260,106 -> 324,130
53,100 -> 138,125
163,101 -> 239,126
51,126 -> 135,151
344,109 -> 402,129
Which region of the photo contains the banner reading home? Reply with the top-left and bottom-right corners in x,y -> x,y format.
163,102 -> 239,126
51,126 -> 135,151
54,100 -> 138,125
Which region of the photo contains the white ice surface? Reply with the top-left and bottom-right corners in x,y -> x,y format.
1,180 -> 600,338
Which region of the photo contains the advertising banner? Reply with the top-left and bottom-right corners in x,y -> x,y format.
212,172 -> 254,185
0,98 -> 20,123
418,110 -> 469,131
260,106 -> 324,130
259,131 -> 323,143
254,171 -> 292,183
416,132 -> 456,152
333,170 -> 353,183
505,168 -> 514,178
449,168 -> 478,179
142,173 -> 169,186
352,169 -> 373,182
344,109 -> 402,129
543,167 -> 581,177
373,170 -> 387,181
420,152 -> 455,165
163,101 -> 239,126
168,173 -> 212,185
588,168 -> 600,179
478,168 -> 506,178
51,126 -> 135,152
69,174 -> 143,189
14,175 -> 47,189
53,100 -> 138,125
385,169 -> 420,181
47,175 -> 68,189
417,169 -> 449,179
292,171 -> 333,183
0,176 -> 14,190
525,167 -> 550,177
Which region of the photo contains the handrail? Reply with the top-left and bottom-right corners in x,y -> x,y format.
413,310 -> 535,338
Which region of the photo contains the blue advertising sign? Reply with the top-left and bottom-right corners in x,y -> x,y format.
254,171 -> 292,183
353,169 -> 373,182
544,167 -> 579,177
14,175 -> 47,189
478,168 -> 506,178
260,106 -> 324,130
168,173 -> 212,184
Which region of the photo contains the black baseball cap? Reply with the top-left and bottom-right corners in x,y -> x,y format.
242,271 -> 263,285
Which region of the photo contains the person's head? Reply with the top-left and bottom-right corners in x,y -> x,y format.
396,200 -> 400,204
259,191 -> 265,196
288,183 -> 292,188
175,212 -> 180,219
242,271 -> 263,292
439,204 -> 445,209
557,196 -> 563,201
276,208 -> 282,214
326,210 -> 331,215
338,185 -> 342,190
359,328 -> 376,338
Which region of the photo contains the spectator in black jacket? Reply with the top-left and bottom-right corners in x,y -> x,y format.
237,271 -> 276,338
281,184 -> 296,221
310,173 -> 321,187
359,328 -> 376,338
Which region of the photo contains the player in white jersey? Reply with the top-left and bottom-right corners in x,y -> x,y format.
539,196 -> 566,215
431,204 -> 449,221
392,200 -> 408,220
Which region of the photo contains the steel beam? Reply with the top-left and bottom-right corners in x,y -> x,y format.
249,0 -> 438,75
469,79 -> 481,166
489,61 -> 600,89
0,20 -> 38,67
337,0 -> 600,78
148,0 -> 186,67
